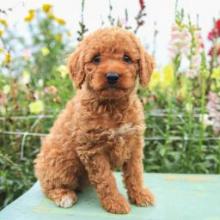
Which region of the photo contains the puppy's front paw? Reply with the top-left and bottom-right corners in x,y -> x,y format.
101,194 -> 131,214
129,188 -> 155,207
54,191 -> 77,208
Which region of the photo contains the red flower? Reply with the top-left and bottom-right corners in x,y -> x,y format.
208,19 -> 220,41
139,0 -> 145,10
208,45 -> 220,56
215,19 -> 220,30
208,31 -> 214,40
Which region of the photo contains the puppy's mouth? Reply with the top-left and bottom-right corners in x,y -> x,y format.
100,84 -> 126,91
95,84 -> 130,100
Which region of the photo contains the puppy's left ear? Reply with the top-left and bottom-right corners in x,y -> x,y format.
139,48 -> 155,87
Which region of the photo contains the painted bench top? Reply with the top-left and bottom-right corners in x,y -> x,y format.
0,173 -> 220,220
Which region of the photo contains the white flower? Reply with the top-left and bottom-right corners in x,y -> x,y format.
37,79 -> 44,87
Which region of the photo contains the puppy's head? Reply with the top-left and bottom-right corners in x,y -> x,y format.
68,27 -> 154,99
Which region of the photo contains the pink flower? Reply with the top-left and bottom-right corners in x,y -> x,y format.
207,92 -> 220,134
168,24 -> 192,59
22,49 -> 32,60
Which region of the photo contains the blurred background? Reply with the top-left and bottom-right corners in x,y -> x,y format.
0,0 -> 220,210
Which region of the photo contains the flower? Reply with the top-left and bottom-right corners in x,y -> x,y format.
207,92 -> 220,134
208,44 -> 220,56
41,47 -> 50,56
3,85 -> 10,94
42,3 -> 52,13
149,64 -> 175,90
22,49 -> 32,60
208,19 -> 220,41
37,79 -> 44,87
54,33 -> 62,42
0,30 -> 4,37
29,100 -> 44,114
168,24 -> 192,59
211,67 -> 220,79
0,19 -> 8,27
20,70 -> 31,85
57,65 -> 68,78
149,70 -> 161,90
162,64 -> 174,87
169,22 -> 204,79
139,0 -> 145,10
3,52 -> 11,64
54,17 -> 66,25
47,13 -> 55,20
24,9 -> 35,22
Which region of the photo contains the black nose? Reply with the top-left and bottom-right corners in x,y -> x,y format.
106,72 -> 119,84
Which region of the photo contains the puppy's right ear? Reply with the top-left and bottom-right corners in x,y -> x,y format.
68,48 -> 85,89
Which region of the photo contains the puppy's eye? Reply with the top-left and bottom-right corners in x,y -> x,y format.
123,55 -> 132,64
91,54 -> 101,64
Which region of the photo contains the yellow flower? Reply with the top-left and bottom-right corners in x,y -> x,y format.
57,65 -> 68,78
3,52 -> 11,64
54,17 -> 66,25
162,64 -> 174,88
149,70 -> 161,90
29,100 -> 44,114
54,33 -> 62,42
0,48 -> 3,53
24,9 -> 35,22
20,70 -> 31,84
42,3 -> 52,13
48,13 -> 55,19
41,47 -> 50,56
211,67 -> 220,79
0,29 -> 4,37
0,19 -> 8,27
3,85 -> 10,94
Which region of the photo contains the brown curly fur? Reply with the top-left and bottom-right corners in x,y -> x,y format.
34,27 -> 155,214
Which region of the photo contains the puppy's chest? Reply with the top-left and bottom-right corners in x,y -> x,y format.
104,123 -> 141,168
107,131 -> 133,169
76,110 -> 144,167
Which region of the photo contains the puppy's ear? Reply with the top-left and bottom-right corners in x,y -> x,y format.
68,48 -> 85,88
139,47 -> 155,87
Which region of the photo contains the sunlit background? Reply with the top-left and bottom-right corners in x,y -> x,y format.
1,0 -> 220,64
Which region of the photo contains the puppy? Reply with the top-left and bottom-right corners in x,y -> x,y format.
35,27 -> 155,214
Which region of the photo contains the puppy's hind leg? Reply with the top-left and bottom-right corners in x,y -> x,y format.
35,148 -> 83,208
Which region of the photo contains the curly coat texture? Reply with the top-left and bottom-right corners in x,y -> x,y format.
35,27 -> 155,214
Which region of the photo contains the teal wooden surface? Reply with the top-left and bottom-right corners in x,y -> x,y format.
0,173 -> 220,220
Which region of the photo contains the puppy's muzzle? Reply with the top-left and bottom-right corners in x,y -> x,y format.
106,72 -> 119,85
